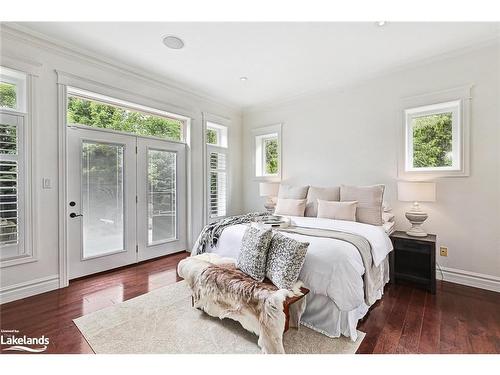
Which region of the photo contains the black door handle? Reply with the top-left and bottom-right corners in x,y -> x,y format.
69,212 -> 83,218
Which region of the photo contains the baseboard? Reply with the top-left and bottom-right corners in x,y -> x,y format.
436,266 -> 500,293
0,275 -> 60,304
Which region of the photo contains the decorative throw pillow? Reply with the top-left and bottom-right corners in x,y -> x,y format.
305,186 -> 340,217
316,199 -> 357,221
237,225 -> 273,281
274,198 -> 307,216
265,232 -> 309,289
278,184 -> 310,199
340,184 -> 385,225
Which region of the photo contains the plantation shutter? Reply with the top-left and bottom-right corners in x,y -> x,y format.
0,112 -> 24,258
207,147 -> 227,219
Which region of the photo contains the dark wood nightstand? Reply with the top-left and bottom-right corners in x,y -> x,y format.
389,231 -> 436,294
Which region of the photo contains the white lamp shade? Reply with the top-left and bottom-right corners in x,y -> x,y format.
398,182 -> 436,202
259,182 -> 279,197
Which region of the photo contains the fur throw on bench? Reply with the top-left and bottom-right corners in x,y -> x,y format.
177,253 -> 306,354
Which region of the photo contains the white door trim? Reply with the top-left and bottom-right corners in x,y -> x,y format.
57,83 -> 69,288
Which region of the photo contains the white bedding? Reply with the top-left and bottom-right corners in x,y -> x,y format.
200,216 -> 393,340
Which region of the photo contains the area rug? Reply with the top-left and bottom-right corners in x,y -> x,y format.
73,281 -> 365,354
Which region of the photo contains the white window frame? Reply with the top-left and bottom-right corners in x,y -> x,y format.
0,64 -> 37,268
398,86 -> 471,178
253,123 -> 282,181
203,114 -> 230,223
206,121 -> 228,148
66,87 -> 189,143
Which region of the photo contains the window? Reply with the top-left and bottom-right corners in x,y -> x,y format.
206,122 -> 228,147
0,66 -> 27,113
1,67 -> 29,262
205,120 -> 228,220
399,86 -> 470,178
66,87 -> 186,142
254,124 -> 282,179
405,100 -> 461,172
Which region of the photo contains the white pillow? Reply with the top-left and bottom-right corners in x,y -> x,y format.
278,184 -> 310,199
274,198 -> 307,217
317,199 -> 358,222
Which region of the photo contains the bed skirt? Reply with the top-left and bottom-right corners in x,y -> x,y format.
300,256 -> 390,341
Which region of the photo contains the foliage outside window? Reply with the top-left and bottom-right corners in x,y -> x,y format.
405,100 -> 460,172
67,95 -> 184,141
206,128 -> 218,145
0,82 -> 16,109
264,137 -> 278,174
412,113 -> 452,168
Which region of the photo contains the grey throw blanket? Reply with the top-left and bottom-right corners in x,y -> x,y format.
193,212 -> 267,255
278,226 -> 384,305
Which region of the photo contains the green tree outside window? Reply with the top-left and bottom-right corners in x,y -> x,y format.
265,138 -> 278,174
412,113 -> 453,168
206,128 -> 218,144
67,96 -> 183,141
0,82 -> 16,109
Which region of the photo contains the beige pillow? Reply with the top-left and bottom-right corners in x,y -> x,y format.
278,184 -> 310,199
317,199 -> 357,221
305,186 -> 340,217
274,198 -> 307,217
340,184 -> 385,225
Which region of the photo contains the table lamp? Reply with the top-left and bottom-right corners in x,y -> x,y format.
259,182 -> 279,213
397,181 -> 436,237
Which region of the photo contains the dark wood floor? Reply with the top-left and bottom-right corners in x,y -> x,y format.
1,251 -> 498,354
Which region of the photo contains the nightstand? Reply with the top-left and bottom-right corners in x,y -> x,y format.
389,231 -> 436,294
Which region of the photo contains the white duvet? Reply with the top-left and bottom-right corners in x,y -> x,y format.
202,216 -> 393,312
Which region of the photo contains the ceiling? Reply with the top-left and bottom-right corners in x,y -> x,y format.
14,22 -> 500,109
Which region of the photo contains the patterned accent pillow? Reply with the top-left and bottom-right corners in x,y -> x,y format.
237,225 -> 273,281
266,232 -> 309,289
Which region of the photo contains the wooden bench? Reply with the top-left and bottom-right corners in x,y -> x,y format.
191,281 -> 309,333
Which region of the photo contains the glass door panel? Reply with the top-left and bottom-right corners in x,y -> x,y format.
81,141 -> 125,258
148,149 -> 177,244
137,137 -> 186,261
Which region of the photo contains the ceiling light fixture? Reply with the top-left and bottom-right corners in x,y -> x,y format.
376,21 -> 387,27
240,76 -> 248,81
162,35 -> 185,50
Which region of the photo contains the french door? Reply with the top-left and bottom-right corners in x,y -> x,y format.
67,127 -> 186,279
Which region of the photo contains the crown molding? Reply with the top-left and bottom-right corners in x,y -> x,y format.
1,23 -> 242,114
243,34 -> 500,114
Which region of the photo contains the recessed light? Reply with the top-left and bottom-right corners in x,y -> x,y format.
376,21 -> 387,27
240,76 -> 248,81
162,35 -> 185,50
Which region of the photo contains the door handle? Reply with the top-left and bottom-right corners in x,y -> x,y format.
69,212 -> 83,218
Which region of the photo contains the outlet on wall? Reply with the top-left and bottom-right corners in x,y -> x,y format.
440,246 -> 448,257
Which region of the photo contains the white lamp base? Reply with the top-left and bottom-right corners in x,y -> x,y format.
405,210 -> 429,237
264,197 -> 276,214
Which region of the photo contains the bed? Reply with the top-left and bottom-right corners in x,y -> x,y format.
195,215 -> 393,341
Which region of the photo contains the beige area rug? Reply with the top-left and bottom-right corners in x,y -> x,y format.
74,281 -> 365,354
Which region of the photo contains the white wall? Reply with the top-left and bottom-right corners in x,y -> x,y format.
0,27 -> 243,300
242,43 -> 500,283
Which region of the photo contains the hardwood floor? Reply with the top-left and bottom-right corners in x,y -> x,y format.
1,251 -> 498,354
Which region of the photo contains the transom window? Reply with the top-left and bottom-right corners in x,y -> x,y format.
404,100 -> 461,172
0,66 -> 27,113
66,87 -> 187,142
206,122 -> 228,147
